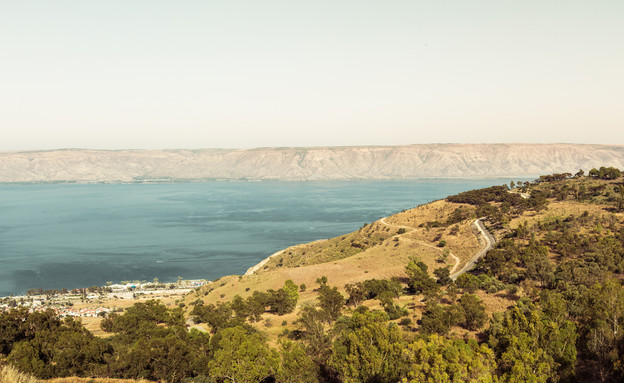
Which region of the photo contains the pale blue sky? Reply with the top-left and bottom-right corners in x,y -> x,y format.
1,1 -> 623,150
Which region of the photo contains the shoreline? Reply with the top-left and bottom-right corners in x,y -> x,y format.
244,249 -> 287,275
244,238 -> 328,276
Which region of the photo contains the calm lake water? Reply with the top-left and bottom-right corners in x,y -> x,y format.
0,179 -> 515,296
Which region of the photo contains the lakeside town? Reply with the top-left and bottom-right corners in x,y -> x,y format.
0,279 -> 208,318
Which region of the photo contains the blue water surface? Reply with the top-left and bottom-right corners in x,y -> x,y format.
0,179 -> 516,296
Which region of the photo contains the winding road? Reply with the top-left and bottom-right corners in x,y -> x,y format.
379,216 -> 495,280
450,218 -> 495,280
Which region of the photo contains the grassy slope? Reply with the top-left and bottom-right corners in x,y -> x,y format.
182,199 -> 495,341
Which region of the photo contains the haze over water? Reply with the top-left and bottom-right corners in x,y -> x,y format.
0,179 -> 514,296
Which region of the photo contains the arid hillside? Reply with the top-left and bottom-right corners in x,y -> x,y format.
1,143 -> 623,182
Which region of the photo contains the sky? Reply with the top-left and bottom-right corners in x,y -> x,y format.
1,1 -> 623,150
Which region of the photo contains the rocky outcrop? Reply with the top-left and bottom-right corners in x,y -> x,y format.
1,144 -> 623,182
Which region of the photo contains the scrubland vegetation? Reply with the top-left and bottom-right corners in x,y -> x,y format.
2,167 -> 624,382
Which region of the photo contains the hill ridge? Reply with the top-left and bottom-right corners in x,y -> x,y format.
1,143 -> 624,183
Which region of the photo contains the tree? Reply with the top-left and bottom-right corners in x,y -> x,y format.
524,248 -> 554,287
317,284 -> 345,324
209,326 -> 279,383
112,332 -> 200,382
189,302 -> 234,334
277,340 -> 319,383
498,333 -> 554,383
379,295 -> 408,320
403,335 -> 497,383
296,306 -> 333,365
488,303 -> 577,382
277,279 -> 299,314
230,295 -> 250,321
267,288 -> 295,315
0,307 -> 36,356
584,280 -> 624,381
458,293 -> 487,331
589,167 -> 622,180
405,258 -> 438,296
345,282 -> 367,307
434,267 -> 452,286
283,280 -> 299,301
246,292 -> 268,322
328,309 -> 405,383
316,276 -> 328,287
8,317 -> 112,379
455,273 -> 480,293
419,301 -> 462,335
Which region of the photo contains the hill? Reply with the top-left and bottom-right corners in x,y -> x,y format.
1,143 -> 624,182
2,170 -> 624,382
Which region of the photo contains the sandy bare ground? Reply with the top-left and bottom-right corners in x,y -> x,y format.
379,216 -> 461,274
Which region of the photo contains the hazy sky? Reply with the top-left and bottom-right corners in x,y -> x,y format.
1,1 -> 623,150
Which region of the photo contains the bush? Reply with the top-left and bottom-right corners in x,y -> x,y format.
456,273 -> 480,293
459,293 -> 487,330
434,267 -> 452,286
447,185 -> 524,206
399,317 -> 412,326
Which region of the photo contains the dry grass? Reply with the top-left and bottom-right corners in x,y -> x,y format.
0,365 -> 38,383
46,378 -> 152,383
476,290 -> 516,315
507,200 -> 619,230
0,365 -> 152,383
183,199 -> 498,342
184,200 -> 470,309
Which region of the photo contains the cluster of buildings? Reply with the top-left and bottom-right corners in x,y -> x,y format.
0,279 -> 209,318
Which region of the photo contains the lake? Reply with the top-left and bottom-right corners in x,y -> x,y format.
0,179 -> 515,296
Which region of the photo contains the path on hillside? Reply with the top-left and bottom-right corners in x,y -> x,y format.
185,318 -> 209,333
379,217 -> 461,274
245,216 -> 494,278
449,219 -> 495,280
379,216 -> 495,279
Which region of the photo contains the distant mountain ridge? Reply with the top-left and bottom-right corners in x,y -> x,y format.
1,144 -> 623,183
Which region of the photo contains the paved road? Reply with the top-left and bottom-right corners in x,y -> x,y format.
450,218 -> 495,280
